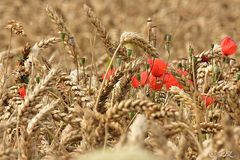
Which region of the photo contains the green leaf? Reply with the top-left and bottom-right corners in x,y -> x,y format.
237,72 -> 240,81
60,32 -> 66,41
137,73 -> 141,81
116,58 -> 121,66
193,56 -> 197,62
80,57 -> 86,66
189,46 -> 194,57
21,75 -> 29,84
127,49 -> 132,57
128,112 -> 135,119
36,77 -> 40,84
146,64 -> 150,70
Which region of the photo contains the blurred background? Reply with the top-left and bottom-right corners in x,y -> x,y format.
0,0 -> 240,63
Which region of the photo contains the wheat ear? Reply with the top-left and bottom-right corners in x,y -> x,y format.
19,67 -> 60,116
26,99 -> 60,135
120,32 -> 159,58
94,43 -> 122,112
83,4 -> 127,60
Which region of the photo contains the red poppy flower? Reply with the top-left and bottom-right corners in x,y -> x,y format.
19,86 -> 26,98
140,71 -> 149,86
188,79 -> 193,84
131,71 -> 150,88
165,81 -> 183,90
102,69 -> 115,80
163,73 -> 176,83
176,69 -> 193,83
131,75 -> 140,88
163,73 -> 183,90
201,95 -> 215,107
177,69 -> 188,77
147,58 -> 167,77
148,74 -> 163,90
220,37 -> 237,56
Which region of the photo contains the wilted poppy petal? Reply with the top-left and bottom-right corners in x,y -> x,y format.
201,55 -> 209,62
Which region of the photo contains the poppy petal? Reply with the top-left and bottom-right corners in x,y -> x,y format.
140,71 -> 149,86
220,37 -> 237,56
149,74 -> 163,91
148,58 -> 167,77
163,73 -> 183,90
19,87 -> 26,98
131,76 -> 140,88
201,95 -> 215,107
102,69 -> 115,80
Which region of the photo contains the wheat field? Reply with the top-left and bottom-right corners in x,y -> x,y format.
0,0 -> 240,160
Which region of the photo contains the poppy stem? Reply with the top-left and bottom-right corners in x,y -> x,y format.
145,58 -> 155,86
158,34 -> 172,92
